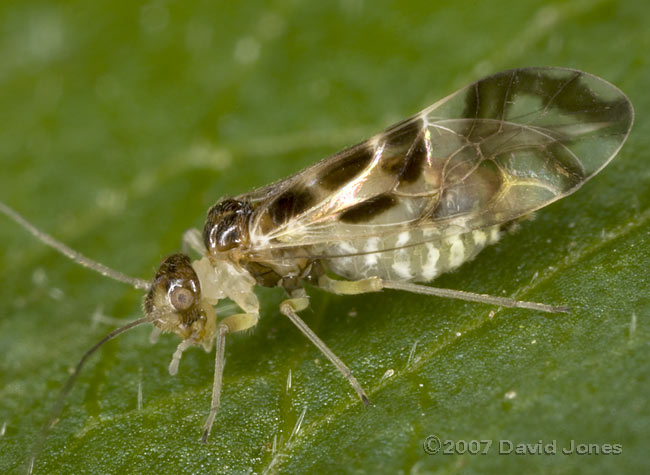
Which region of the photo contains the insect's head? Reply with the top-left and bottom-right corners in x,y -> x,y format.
144,253 -> 216,344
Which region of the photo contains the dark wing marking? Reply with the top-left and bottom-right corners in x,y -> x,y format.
239,67 -> 633,257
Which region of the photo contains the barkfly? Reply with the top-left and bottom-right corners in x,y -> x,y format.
1,67 -> 633,462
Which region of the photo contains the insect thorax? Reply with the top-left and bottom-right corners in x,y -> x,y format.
203,198 -> 253,252
202,197 -> 321,289
191,256 -> 260,315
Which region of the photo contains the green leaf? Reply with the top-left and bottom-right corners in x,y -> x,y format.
1,1 -> 648,474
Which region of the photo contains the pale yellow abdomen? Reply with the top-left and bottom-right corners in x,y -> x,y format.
320,226 -> 501,283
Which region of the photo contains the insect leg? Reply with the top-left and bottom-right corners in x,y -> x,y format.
202,323 -> 228,444
381,281 -> 569,313
318,275 -> 383,295
201,312 -> 259,443
279,290 -> 371,406
319,275 -> 568,313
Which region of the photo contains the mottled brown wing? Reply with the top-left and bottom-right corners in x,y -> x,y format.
242,67 -> 633,255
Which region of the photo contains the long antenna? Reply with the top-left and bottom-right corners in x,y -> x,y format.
25,316 -> 151,474
0,200 -> 150,290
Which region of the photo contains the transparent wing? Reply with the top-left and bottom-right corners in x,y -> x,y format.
242,67 -> 633,256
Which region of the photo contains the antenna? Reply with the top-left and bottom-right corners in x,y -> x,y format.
25,316 -> 151,474
0,200 -> 150,290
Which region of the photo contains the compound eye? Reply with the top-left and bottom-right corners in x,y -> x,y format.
170,286 -> 194,311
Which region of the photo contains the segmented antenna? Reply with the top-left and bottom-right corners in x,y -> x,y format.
0,200 -> 150,290
25,316 -> 151,474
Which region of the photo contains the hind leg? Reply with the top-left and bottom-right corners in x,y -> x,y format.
279,289 -> 370,405
318,275 -> 568,313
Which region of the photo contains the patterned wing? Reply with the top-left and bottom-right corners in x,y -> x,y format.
242,67 -> 633,255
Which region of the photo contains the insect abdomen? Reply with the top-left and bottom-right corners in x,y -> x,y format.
321,226 -> 501,283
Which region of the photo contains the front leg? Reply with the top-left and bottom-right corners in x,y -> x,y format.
219,312 -> 260,333
202,311 -> 260,443
280,289 -> 370,405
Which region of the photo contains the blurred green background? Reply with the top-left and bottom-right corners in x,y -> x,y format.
0,0 -> 648,473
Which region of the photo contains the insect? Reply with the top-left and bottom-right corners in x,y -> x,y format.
0,67 -> 633,460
